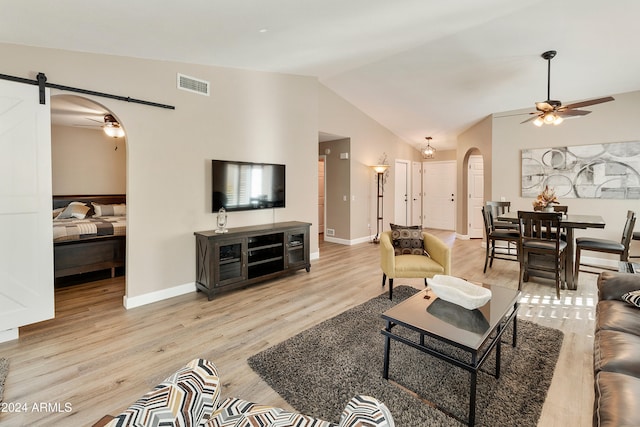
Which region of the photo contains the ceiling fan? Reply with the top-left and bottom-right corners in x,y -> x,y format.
83,114 -> 125,138
522,50 -> 614,126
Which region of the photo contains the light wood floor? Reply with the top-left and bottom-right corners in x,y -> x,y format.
0,230 -> 597,427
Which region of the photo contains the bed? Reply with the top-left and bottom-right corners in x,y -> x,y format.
53,195 -> 126,279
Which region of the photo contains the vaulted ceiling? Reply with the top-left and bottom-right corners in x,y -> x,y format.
2,0 -> 639,150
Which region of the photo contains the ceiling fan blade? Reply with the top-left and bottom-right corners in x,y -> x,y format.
563,96 -> 614,110
521,115 -> 539,124
535,102 -> 554,112
557,109 -> 591,117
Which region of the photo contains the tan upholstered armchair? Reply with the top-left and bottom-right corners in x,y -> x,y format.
380,230 -> 451,299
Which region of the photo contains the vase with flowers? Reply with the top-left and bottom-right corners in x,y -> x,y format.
532,185 -> 560,212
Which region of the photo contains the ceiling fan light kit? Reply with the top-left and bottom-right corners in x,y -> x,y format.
522,50 -> 614,126
103,114 -> 125,138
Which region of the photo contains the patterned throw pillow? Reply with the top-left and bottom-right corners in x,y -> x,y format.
55,202 -> 90,220
390,223 -> 425,256
92,202 -> 126,217
621,290 -> 640,308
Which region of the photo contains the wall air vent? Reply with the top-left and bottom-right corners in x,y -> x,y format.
177,73 -> 210,96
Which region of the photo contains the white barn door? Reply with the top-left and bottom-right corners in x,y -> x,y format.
0,80 -> 54,342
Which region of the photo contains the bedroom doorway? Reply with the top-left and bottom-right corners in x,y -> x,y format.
50,94 -> 127,287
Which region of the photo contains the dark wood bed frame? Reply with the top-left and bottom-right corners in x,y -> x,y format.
53,195 -> 126,279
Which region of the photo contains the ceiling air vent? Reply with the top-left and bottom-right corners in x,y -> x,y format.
177,73 -> 210,96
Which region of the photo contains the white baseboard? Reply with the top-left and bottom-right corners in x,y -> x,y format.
124,247 -> 321,309
324,235 -> 373,245
0,328 -> 19,343
456,233 -> 470,240
124,282 -> 196,309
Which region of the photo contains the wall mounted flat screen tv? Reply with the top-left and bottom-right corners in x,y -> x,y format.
212,160 -> 286,212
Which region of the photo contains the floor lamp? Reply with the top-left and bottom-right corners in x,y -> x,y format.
371,164 -> 389,243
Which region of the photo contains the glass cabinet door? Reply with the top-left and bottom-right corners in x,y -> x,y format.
215,239 -> 246,286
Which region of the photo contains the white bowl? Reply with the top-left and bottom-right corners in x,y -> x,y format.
427,275 -> 492,310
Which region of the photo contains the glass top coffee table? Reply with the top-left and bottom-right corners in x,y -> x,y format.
381,283 -> 520,426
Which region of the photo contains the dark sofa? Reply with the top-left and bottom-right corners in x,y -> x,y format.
594,271 -> 640,427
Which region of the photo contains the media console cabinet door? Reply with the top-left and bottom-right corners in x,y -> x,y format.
286,227 -> 310,270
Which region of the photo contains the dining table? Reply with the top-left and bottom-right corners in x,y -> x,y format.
496,211 -> 606,290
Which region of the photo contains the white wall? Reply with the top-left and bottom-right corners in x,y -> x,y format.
492,90 -> 640,258
2,42 -> 318,302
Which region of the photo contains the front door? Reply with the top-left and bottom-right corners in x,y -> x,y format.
0,79 -> 54,341
423,161 -> 456,230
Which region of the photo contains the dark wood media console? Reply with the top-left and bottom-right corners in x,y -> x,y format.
194,221 -> 311,300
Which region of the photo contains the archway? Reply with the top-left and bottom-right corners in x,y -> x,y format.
50,94 -> 127,286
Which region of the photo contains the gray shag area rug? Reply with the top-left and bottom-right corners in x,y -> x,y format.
248,286 -> 563,427
0,358 -> 8,403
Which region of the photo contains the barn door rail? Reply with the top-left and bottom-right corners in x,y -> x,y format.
0,72 -> 175,110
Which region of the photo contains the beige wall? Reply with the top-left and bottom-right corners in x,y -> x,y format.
422,149 -> 456,162
318,85 -> 421,241
51,124 -> 126,195
457,115 -> 492,235
491,89 -> 640,254
1,42 -> 319,301
319,138 -> 351,240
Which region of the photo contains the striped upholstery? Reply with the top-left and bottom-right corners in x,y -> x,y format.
206,397 -> 333,427
106,359 -> 220,427
338,395 -> 394,427
105,359 -> 393,427
205,395 -> 394,427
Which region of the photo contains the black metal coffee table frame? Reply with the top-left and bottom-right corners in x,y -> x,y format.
381,288 -> 519,426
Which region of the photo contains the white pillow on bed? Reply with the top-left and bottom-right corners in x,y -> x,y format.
55,202 -> 90,220
92,202 -> 126,217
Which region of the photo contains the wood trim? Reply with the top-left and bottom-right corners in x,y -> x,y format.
53,194 -> 126,209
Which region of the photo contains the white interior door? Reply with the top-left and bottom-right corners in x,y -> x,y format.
0,80 -> 54,341
423,161 -> 456,230
411,162 -> 422,226
467,155 -> 484,239
394,160 -> 409,226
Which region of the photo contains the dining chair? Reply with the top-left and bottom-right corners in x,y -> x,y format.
485,201 -> 519,230
482,206 -> 520,273
631,231 -> 640,259
518,211 -> 567,298
574,210 -> 637,281
553,205 -> 568,241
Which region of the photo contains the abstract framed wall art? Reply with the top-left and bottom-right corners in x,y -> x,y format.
522,141 -> 640,199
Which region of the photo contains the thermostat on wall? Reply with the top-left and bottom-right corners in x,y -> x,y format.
340,152 -> 349,159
